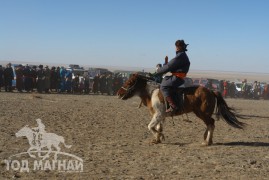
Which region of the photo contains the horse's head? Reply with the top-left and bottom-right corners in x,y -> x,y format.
117,73 -> 149,100
16,125 -> 31,137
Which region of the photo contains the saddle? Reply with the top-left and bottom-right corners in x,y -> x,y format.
165,88 -> 185,113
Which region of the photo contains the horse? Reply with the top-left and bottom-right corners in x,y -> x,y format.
117,73 -> 245,145
16,125 -> 71,160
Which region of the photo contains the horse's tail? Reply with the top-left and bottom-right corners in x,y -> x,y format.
59,136 -> 72,149
214,91 -> 245,129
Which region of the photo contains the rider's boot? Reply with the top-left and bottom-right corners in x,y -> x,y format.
166,96 -> 179,113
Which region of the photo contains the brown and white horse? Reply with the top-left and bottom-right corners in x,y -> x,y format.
117,73 -> 245,145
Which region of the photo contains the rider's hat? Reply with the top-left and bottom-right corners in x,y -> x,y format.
175,40 -> 188,51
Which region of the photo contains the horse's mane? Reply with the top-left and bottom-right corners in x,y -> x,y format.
125,74 -> 140,86
125,73 -> 153,85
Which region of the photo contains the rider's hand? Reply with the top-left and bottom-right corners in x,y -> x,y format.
165,56 -> 168,64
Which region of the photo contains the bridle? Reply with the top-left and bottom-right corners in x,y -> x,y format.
119,74 -> 155,99
119,78 -> 139,99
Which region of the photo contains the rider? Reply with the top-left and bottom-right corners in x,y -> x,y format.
32,119 -> 46,146
153,40 -> 190,113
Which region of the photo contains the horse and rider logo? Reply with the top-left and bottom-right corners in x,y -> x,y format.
13,119 -> 81,162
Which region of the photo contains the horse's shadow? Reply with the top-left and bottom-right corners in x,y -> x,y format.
215,141 -> 269,147
162,142 -> 190,146
164,141 -> 269,147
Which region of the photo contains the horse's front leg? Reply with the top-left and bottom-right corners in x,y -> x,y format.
27,147 -> 36,158
156,121 -> 165,142
148,112 -> 164,144
42,144 -> 52,160
53,143 -> 61,160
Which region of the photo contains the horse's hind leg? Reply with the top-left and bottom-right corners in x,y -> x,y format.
202,117 -> 215,146
53,144 -> 61,160
194,112 -> 215,146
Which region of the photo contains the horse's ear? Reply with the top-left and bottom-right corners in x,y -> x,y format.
129,73 -> 139,79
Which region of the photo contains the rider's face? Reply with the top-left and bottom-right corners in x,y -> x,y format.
175,45 -> 182,52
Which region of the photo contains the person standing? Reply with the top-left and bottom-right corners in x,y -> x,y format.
50,66 -> 57,91
15,65 -> 24,92
65,69 -> 73,93
56,67 -> 61,92
99,74 -> 107,95
3,63 -> 14,92
44,65 -> 51,93
241,79 -> 248,98
219,80 -> 224,95
23,64 -> 32,92
83,71 -> 90,94
106,74 -> 113,95
257,82 -> 261,98
93,74 -> 99,94
37,65 -> 45,93
0,65 -> 4,91
229,82 -> 236,98
59,67 -> 66,93
223,80 -> 228,98
30,66 -> 37,91
73,74 -> 80,93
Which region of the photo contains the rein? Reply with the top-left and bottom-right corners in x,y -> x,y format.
120,79 -> 138,94
119,74 -> 155,99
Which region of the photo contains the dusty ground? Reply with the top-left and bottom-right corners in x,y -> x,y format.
1,92 -> 269,179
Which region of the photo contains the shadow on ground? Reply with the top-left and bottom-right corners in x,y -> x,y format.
215,141 -> 269,147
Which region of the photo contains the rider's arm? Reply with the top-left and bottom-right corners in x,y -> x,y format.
156,54 -> 187,76
155,58 -> 175,75
156,52 -> 190,76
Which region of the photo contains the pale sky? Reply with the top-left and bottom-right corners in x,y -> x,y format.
1,0 -> 269,73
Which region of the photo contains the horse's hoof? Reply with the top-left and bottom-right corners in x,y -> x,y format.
150,139 -> 161,145
201,141 -> 213,146
160,134 -> 165,141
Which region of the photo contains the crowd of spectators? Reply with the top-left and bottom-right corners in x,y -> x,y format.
1,63 -> 269,100
0,63 -> 124,95
205,79 -> 269,100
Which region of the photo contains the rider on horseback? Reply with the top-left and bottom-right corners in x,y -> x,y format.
153,40 -> 190,113
32,118 -> 46,146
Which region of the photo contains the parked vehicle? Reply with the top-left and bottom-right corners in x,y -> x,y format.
192,78 -> 219,91
234,82 -> 242,92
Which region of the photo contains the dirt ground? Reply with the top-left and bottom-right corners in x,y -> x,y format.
1,92 -> 269,179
